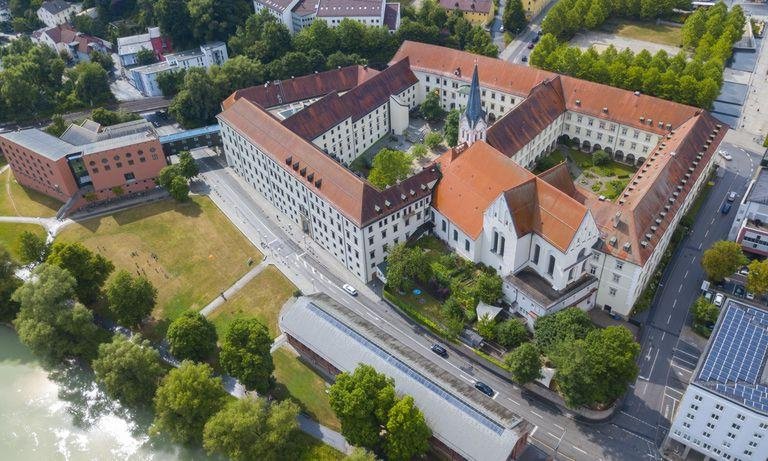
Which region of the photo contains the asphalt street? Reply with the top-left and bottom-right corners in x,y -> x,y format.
497,1 -> 559,63
614,143 -> 760,448
190,149 -> 666,461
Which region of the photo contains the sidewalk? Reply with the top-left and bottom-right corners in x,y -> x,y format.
199,260 -> 268,316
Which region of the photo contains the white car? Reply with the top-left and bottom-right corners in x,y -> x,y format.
718,150 -> 732,161
746,291 -> 755,300
714,293 -> 724,307
342,284 -> 358,296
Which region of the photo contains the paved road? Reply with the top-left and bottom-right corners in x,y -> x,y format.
191,149 -> 662,461
614,142 -> 760,447
498,0 -> 558,63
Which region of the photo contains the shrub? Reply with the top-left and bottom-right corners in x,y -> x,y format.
592,150 -> 610,166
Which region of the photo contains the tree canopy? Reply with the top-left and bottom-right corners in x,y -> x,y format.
368,149 -> 413,189
495,319 -> 529,349
202,397 -> 299,460
701,240 -> 747,282
690,296 -> 719,330
177,151 -> 200,178
12,264 -> 103,363
505,342 -> 542,384
17,230 -> 49,264
746,259 -> 768,296
420,89 -> 445,121
166,311 -> 218,361
384,395 -> 431,461
0,245 -> 21,323
219,319 -> 274,393
534,307 -> 594,354
385,243 -> 431,292
92,334 -> 166,407
152,361 -> 229,444
105,270 -> 158,328
444,110 -> 460,147
502,0 -> 527,34
46,241 -> 114,305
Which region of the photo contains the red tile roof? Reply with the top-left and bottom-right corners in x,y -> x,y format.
438,0 -> 492,14
222,65 -> 378,111
36,24 -> 111,54
282,58 -> 418,141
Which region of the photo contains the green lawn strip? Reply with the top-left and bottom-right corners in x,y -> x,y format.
383,289 -> 451,338
0,169 -> 62,217
604,19 -> 682,47
291,432 -> 345,461
209,265 -> 296,339
0,222 -> 46,261
56,196 -> 262,323
272,348 -> 341,431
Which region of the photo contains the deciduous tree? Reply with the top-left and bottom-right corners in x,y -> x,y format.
177,151 -> 200,178
166,311 -> 218,361
534,307 -> 593,354
505,342 -> 542,384
105,270 -> 158,328
219,319 -> 274,393
444,109 -> 461,147
747,259 -> 768,296
701,240 -> 747,282
368,149 -> 412,189
384,395 -> 431,461
420,89 -> 445,121
502,0 -> 527,34
424,131 -> 443,149
495,319 -> 529,349
0,246 -> 21,323
17,230 -> 49,264
92,334 -> 166,407
690,296 -> 719,327
46,242 -> 114,305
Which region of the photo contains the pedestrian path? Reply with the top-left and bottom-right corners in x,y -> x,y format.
198,260 -> 268,316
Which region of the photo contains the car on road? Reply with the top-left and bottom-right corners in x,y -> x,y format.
532,35 -> 540,43
734,285 -> 746,298
714,292 -> 725,306
499,26 -> 504,32
746,291 -> 755,300
527,43 -> 535,49
721,201 -> 732,214
718,150 -> 732,161
521,56 -> 528,62
431,343 -> 448,357
342,284 -> 358,296
728,191 -> 738,202
474,381 -> 494,397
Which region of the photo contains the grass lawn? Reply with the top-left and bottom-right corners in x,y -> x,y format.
56,196 -> 262,322
209,265 -> 296,339
291,432 -> 344,460
533,150 -> 566,173
604,19 -> 682,47
0,169 -> 62,217
273,348 -> 341,432
0,223 -> 46,261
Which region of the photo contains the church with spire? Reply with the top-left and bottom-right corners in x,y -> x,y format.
458,64 -> 488,146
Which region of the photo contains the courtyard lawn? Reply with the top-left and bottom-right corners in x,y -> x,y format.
0,169 -> 62,217
604,19 -> 682,47
568,148 -> 635,200
273,348 -> 341,432
0,223 -> 46,261
533,149 -> 566,173
208,265 -> 296,339
292,432 -> 344,461
56,196 -> 262,321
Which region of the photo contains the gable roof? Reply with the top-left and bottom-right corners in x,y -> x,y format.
40,0 -> 77,15
537,162 -> 577,197
282,58 -> 418,141
217,98 -> 439,227
438,0 -> 492,14
222,65 -> 378,110
35,24 -> 111,53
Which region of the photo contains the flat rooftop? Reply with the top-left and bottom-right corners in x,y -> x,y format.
0,129 -> 75,161
745,167 -> 768,206
693,299 -> 768,415
506,267 -> 597,307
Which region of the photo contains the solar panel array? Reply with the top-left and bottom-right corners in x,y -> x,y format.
697,302 -> 768,414
307,302 -> 507,435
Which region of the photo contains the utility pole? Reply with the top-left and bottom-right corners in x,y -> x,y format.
551,428 -> 566,461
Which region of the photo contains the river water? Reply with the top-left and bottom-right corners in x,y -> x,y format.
0,325 -> 207,461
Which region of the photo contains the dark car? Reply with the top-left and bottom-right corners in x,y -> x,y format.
532,35 -> 540,43
474,381 -> 494,397
431,343 -> 448,357
721,202 -> 732,214
527,43 -> 535,49
521,56 -> 528,62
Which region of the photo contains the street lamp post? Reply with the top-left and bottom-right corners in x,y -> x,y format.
552,428 -> 567,461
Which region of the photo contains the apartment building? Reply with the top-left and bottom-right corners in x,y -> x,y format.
116,27 -> 173,67
253,0 -> 400,34
729,167 -> 768,257
129,42 -> 228,97
437,0 -> 493,24
0,119 -> 166,209
36,0 -> 82,27
32,23 -> 112,63
665,299 -> 768,461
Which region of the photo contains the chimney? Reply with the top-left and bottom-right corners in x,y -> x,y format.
612,211 -> 622,228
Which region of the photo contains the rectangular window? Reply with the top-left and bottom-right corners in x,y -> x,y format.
532,244 -> 540,264
453,230 -> 458,241
441,220 -> 447,232
547,255 -> 555,276
499,236 -> 505,256
613,274 -> 620,282
590,265 -> 597,275
464,239 -> 470,251
491,231 -> 499,253
609,287 -> 617,296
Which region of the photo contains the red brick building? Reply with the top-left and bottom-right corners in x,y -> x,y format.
0,119 -> 167,210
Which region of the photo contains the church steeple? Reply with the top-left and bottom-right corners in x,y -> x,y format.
459,64 -> 487,146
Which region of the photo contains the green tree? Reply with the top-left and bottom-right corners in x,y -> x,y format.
210,56 -> 265,97
44,114 -> 68,137
69,61 -> 113,106
88,50 -> 113,72
293,19 -> 339,56
474,271 -> 502,303
158,164 -> 191,201
424,131 -> 443,149
152,361 -> 228,444
90,108 -> 140,126
476,314 -> 497,340
135,48 -> 157,65
346,447 -> 379,461
229,10 -> 292,61
47,242 -> 114,305
420,89 -> 445,121
177,151 -> 200,178
502,0 -> 527,33
701,241 -> 747,282
169,175 -> 190,201
534,307 -> 594,354
219,319 -> 274,393
385,243 -> 431,292
105,270 -> 157,328
592,150 -> 609,166
495,319 -> 528,349
444,109 -> 460,147
747,259 -> 768,296
166,311 -> 218,361
384,395 -> 431,461
690,296 -> 719,327
203,397 -> 299,461
92,334 -> 166,407
17,230 -> 49,264
169,68 -> 221,128
0,246 -> 21,323
368,148 -> 412,189
505,342 -> 542,384
696,77 -> 721,109
156,69 -> 187,97
329,364 -> 396,450
326,51 -> 367,69
187,0 -> 251,44
12,264 -> 102,363
411,143 -> 428,159
158,164 -> 182,189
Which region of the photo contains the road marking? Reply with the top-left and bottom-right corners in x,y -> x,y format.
665,387 -> 684,397
684,270 -> 689,279
619,411 -> 658,429
670,362 -> 694,374
506,397 -> 521,406
698,242 -> 703,250
530,410 -> 544,419
572,445 -> 588,454
672,354 -> 698,368
691,256 -> 696,264
674,347 -> 699,359
553,423 -> 565,431
667,314 -> 672,324
547,432 -> 559,439
704,229 -> 709,238
664,404 -> 671,420
672,299 -> 677,308
710,218 -> 715,225
678,285 -> 683,293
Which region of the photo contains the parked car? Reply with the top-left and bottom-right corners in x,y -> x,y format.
718,150 -> 732,161
499,26 -> 504,32
342,284 -> 358,296
721,202 -> 732,214
728,191 -> 738,202
527,43 -> 535,49
474,381 -> 494,397
739,266 -> 749,276
746,291 -> 755,300
735,285 -> 746,298
704,291 -> 713,302
431,343 -> 448,357
714,293 -> 724,307
521,56 -> 528,62
532,35 -> 540,43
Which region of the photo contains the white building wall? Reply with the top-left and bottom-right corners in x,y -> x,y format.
253,0 -> 297,33
37,3 -> 82,27
668,385 -> 768,461
561,111 -> 661,163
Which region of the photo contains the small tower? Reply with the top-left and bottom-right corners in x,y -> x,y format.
459,64 -> 487,146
